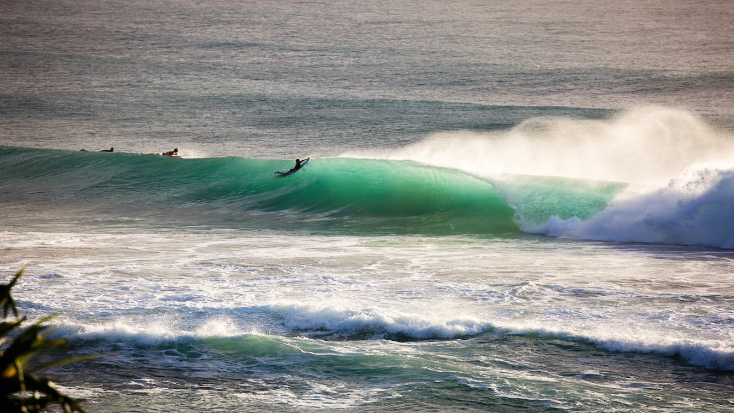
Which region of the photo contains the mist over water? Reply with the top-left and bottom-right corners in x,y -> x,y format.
346,106 -> 734,184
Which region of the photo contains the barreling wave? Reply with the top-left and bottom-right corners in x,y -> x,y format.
342,107 -> 734,248
528,166 -> 734,249
0,146 -> 622,235
0,146 -> 524,234
3,105 -> 733,246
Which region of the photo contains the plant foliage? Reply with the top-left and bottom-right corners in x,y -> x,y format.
1,269 -> 91,413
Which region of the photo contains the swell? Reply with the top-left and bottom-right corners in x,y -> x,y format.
4,145 -> 731,248
0,147 -> 527,234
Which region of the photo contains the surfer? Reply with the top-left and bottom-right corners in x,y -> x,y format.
162,148 -> 179,156
275,157 -> 310,176
101,147 -> 114,152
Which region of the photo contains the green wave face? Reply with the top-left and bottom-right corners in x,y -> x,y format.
492,174 -> 627,227
268,158 -> 520,234
0,147 -> 623,235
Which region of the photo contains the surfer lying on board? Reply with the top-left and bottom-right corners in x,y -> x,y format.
275,158 -> 309,176
162,148 -> 178,156
101,147 -> 114,152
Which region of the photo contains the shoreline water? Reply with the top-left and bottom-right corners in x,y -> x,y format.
3,225 -> 733,411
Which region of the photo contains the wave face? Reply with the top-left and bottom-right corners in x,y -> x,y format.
3,123 -> 734,248
0,147 -> 525,234
2,108 -> 733,246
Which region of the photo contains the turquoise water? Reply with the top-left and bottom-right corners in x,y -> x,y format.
1,146 -> 627,235
1,0 -> 733,411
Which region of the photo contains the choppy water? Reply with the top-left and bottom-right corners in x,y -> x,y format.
1,0 -> 733,411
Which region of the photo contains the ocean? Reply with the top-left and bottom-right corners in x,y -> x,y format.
1,0 -> 733,411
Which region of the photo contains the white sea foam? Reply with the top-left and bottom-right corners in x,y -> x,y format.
527,166 -> 734,248
53,302 -> 733,371
4,224 -> 731,378
55,315 -> 252,347
270,302 -> 734,371
235,381 -> 401,409
275,302 -> 490,339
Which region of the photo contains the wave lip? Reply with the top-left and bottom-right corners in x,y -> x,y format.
528,166 -> 734,249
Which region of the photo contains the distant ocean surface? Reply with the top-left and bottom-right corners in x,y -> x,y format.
1,0 -> 733,412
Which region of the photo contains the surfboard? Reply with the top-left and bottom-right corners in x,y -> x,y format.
275,158 -> 309,177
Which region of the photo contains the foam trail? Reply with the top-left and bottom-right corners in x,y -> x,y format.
495,319 -> 734,371
265,303 -> 734,370
527,166 -> 734,248
343,106 -> 734,184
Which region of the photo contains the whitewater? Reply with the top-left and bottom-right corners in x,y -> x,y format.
1,0 -> 733,411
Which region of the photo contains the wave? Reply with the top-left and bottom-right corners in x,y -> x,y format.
528,166 -> 734,249
2,106 -> 733,246
54,303 -> 734,371
0,146 -> 615,235
271,302 -> 733,371
341,106 -> 734,247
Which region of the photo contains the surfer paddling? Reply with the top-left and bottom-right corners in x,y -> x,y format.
100,147 -> 114,152
162,148 -> 179,156
275,158 -> 310,176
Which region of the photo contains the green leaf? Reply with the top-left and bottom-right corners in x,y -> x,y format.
0,270 -> 23,319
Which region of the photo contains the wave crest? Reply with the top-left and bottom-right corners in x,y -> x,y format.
528,166 -> 734,248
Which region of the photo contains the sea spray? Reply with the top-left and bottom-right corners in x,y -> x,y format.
340,107 -> 734,247
344,106 -> 734,184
